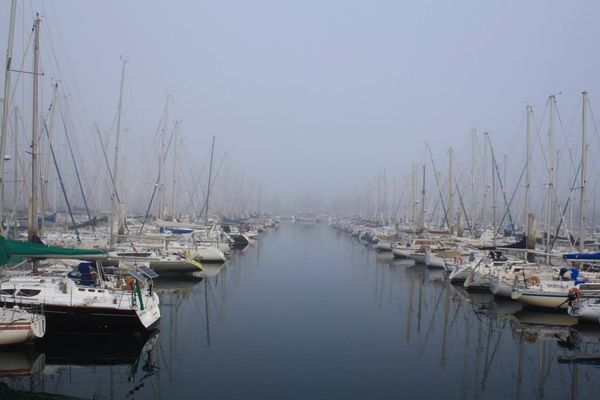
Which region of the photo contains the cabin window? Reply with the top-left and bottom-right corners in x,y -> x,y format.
17,289 -> 41,297
0,289 -> 15,296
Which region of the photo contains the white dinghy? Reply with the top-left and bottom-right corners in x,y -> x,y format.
0,307 -> 45,346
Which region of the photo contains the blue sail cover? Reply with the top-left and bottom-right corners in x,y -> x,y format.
563,252 -> 600,261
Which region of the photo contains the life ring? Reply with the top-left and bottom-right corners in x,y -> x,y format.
527,275 -> 540,286
568,287 -> 581,300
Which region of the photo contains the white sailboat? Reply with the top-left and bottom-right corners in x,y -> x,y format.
0,261 -> 160,334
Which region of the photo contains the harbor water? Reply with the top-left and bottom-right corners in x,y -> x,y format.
2,222 -> 599,399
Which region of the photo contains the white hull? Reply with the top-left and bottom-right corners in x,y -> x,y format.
0,308 -> 45,346
489,277 -> 513,298
464,270 -> 493,291
136,293 -> 161,329
426,255 -> 445,269
512,281 -> 600,310
376,242 -> 392,252
511,291 -> 571,309
218,243 -> 231,255
193,247 -> 226,263
392,248 -> 412,259
0,273 -> 160,334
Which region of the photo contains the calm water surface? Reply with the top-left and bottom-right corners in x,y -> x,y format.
2,223 -> 600,399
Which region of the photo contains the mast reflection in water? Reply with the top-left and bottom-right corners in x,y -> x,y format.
1,223 -> 600,399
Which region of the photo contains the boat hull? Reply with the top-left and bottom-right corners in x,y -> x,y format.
392,248 -> 412,259
0,309 -> 45,346
489,278 -> 513,298
409,253 -> 427,264
449,267 -> 470,284
0,323 -> 36,346
511,292 -> 570,309
426,255 -> 445,269
229,234 -> 250,249
106,258 -> 202,273
376,242 -> 392,252
0,302 -> 158,334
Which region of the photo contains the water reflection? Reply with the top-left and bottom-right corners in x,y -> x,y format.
0,332 -> 159,399
452,279 -> 600,399
356,228 -> 600,400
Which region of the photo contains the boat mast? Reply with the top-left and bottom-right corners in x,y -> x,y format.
420,163 -> 426,232
503,153 -> 508,230
482,132 -> 489,246
28,15 -> 41,242
158,92 -> 169,220
205,135 -> 215,222
579,91 -> 588,253
11,107 -> 18,237
411,166 -> 416,236
569,147 -> 574,238
110,58 -> 127,247
171,123 -> 178,221
470,129 -> 477,238
524,105 -> 532,257
491,137 -> 497,245
0,0 -> 17,232
544,95 -> 555,263
41,83 -> 59,235
257,182 -> 262,215
447,147 -> 454,235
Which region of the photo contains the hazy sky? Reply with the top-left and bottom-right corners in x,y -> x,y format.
2,0 -> 600,206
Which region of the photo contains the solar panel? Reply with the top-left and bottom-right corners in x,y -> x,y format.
128,269 -> 147,283
139,265 -> 159,279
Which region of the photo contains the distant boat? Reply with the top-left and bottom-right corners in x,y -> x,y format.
107,248 -> 204,273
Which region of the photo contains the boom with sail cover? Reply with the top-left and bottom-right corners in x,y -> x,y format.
0,236 -> 107,265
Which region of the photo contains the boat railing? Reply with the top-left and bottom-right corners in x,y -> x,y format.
2,302 -> 44,319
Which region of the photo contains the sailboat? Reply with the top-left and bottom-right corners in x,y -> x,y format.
0,237 -> 161,334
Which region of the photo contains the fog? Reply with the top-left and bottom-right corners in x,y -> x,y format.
2,0 -> 600,219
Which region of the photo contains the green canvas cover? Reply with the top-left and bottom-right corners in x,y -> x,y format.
0,236 -> 107,266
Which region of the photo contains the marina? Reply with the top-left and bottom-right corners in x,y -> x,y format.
2,1 -> 600,398
0,223 -> 599,398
